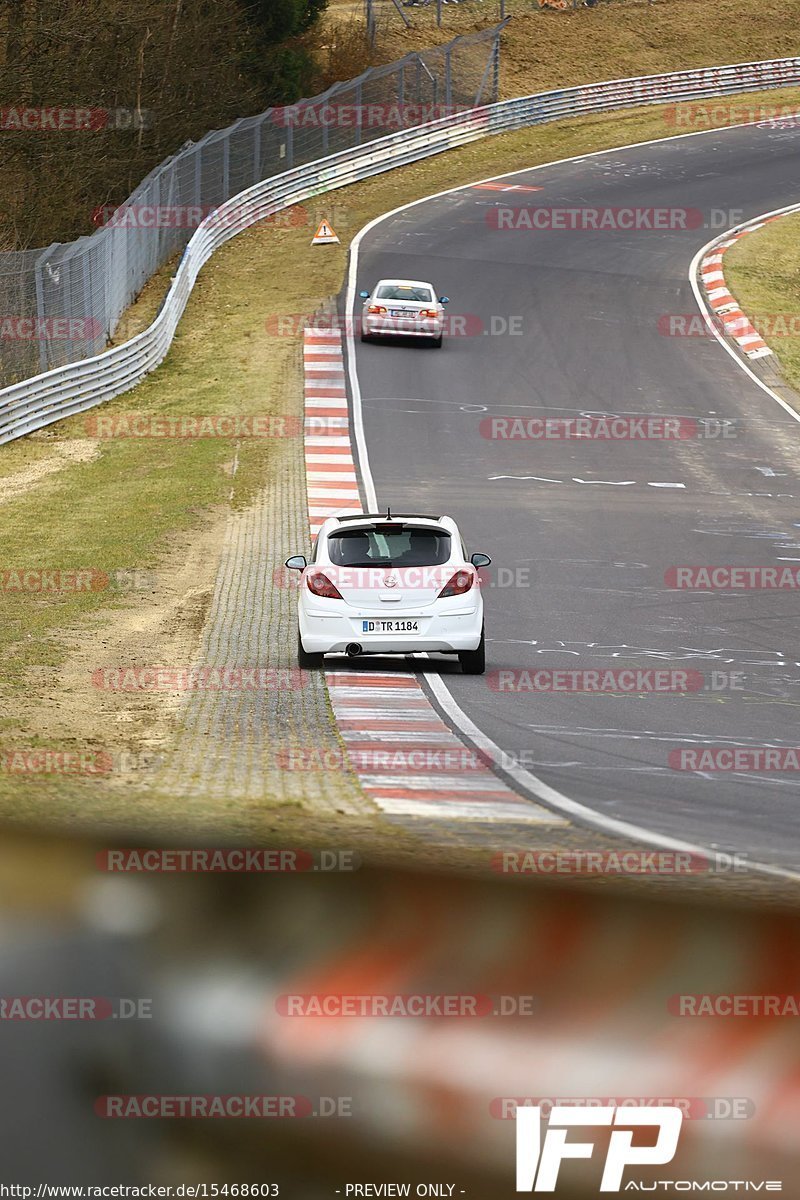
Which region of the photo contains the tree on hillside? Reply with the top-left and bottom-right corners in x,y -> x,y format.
237,0 -> 329,104
0,0 -> 329,248
240,0 -> 328,42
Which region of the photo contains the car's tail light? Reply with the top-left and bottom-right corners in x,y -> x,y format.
367,305 -> 387,315
438,568 -> 474,598
419,309 -> 438,319
306,571 -> 343,600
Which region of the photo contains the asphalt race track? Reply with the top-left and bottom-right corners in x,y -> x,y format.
345,120 -> 800,872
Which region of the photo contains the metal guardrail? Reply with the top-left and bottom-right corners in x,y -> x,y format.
2,55 -> 800,445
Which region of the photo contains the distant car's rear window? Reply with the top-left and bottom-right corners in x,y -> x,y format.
327,526 -> 450,567
375,284 -> 433,303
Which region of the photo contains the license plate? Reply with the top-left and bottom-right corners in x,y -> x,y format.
390,310 -> 413,318
362,619 -> 419,633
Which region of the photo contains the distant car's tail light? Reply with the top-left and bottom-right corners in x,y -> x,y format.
368,305 -> 387,315
306,571 -> 343,600
438,569 -> 474,598
419,309 -> 438,319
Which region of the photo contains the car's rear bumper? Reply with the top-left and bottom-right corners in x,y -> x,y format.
363,318 -> 442,340
299,606 -> 482,654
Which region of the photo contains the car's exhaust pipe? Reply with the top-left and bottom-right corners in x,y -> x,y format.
346,643 -> 363,657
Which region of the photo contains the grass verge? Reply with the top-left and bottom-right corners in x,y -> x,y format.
723,211 -> 800,392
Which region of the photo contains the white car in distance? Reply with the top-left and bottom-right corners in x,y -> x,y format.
359,279 -> 449,347
286,511 -> 490,673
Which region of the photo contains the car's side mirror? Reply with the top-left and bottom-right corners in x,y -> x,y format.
359,291 -> 370,299
439,296 -> 450,304
285,555 -> 307,570
471,553 -> 491,568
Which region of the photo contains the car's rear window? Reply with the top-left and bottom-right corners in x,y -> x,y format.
327,526 -> 450,567
375,284 -> 433,303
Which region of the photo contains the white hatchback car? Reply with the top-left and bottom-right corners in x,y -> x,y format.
286,511 -> 490,673
359,279 -> 449,347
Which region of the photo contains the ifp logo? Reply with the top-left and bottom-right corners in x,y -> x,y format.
516,1105 -> 683,1192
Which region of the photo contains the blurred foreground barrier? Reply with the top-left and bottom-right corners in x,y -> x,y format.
253,869 -> 800,1190
3,832 -> 797,1190
2,55 -> 800,444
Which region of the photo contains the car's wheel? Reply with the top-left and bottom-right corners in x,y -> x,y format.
458,627 -> 485,675
360,331 -> 371,343
432,334 -> 443,348
297,632 -> 324,670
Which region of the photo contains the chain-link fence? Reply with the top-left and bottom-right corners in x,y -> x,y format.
365,0 -> 507,40
0,23 -> 504,390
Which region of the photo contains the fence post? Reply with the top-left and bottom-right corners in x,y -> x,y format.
81,251 -> 95,357
150,169 -> 162,284
33,243 -> 60,376
417,55 -> 438,110
445,46 -> 452,111
475,37 -> 497,106
322,104 -> 330,155
492,27 -> 501,102
253,120 -> 262,185
194,143 -> 202,206
222,136 -> 230,201
58,246 -> 76,372
354,81 -> 363,147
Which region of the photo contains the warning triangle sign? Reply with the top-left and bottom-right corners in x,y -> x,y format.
312,220 -> 340,245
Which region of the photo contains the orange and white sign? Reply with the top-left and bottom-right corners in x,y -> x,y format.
311,220 -> 340,245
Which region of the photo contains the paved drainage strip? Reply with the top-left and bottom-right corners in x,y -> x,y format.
302,327 -> 562,827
